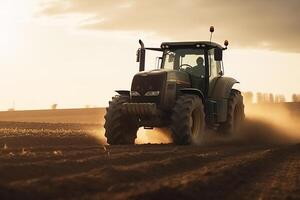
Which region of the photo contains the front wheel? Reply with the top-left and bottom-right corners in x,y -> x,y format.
104,96 -> 139,145
170,95 -> 205,145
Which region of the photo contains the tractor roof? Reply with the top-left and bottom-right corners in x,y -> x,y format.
160,41 -> 223,49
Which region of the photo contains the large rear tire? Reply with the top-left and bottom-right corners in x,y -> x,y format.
218,89 -> 245,134
104,96 -> 139,145
170,95 -> 205,145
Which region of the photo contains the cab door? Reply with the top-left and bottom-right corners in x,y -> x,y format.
206,48 -> 224,124
208,48 -> 222,95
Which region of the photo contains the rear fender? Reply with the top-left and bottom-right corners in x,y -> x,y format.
209,77 -> 239,99
208,77 -> 240,123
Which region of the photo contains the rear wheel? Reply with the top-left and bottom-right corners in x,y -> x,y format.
170,95 -> 205,145
218,89 -> 245,134
104,96 -> 139,145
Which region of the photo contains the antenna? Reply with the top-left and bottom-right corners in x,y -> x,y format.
209,26 -> 214,42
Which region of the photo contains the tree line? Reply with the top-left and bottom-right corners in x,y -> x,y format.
242,92 -> 300,104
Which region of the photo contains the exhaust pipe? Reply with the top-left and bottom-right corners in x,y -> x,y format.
138,39 -> 145,72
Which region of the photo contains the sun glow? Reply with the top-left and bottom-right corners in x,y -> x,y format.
0,0 -> 35,56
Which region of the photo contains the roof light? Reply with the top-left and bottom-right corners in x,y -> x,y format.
224,40 -> 229,47
223,40 -> 229,50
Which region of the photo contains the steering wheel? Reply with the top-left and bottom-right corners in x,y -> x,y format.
179,64 -> 193,70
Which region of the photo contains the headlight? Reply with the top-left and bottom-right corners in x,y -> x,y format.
144,91 -> 160,96
131,91 -> 141,96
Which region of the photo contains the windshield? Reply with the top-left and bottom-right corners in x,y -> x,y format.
162,48 -> 205,70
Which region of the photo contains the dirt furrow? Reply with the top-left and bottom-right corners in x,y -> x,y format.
0,146 -> 273,200
0,145 -> 180,166
0,147 -> 207,182
228,145 -> 300,200
109,145 -> 299,200
258,154 -> 300,200
0,144 -> 262,183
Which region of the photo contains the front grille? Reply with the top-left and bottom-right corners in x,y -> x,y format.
131,71 -> 167,105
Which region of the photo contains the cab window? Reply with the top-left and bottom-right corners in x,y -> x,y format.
163,49 -> 206,78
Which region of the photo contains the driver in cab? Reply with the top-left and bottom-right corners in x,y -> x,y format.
185,57 -> 205,78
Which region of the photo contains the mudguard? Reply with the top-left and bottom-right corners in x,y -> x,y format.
209,77 -> 239,100
180,88 -> 205,102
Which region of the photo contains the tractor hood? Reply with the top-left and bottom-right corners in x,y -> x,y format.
133,69 -> 190,82
134,69 -> 168,77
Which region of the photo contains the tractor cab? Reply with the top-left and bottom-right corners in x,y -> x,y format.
160,41 -> 226,96
136,40 -> 228,98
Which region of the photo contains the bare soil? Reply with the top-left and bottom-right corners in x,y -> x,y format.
0,122 -> 299,200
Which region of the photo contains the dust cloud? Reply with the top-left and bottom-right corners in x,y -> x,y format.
92,127 -> 172,145
136,128 -> 172,144
241,103 -> 300,144
88,127 -> 107,145
197,103 -> 300,146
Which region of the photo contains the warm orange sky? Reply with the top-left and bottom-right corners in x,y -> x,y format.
0,0 -> 300,110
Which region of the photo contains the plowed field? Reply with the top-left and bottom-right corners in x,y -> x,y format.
0,121 -> 299,200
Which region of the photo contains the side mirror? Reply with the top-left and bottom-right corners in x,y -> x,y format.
156,57 -> 163,69
136,49 -> 141,62
214,48 -> 223,61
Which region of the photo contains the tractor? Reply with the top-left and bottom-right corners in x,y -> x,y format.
104,27 -> 245,145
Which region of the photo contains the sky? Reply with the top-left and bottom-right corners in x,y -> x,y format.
0,0 -> 300,110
